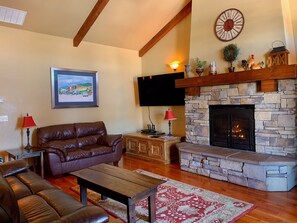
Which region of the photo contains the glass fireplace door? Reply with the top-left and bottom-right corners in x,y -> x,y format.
209,105 -> 255,151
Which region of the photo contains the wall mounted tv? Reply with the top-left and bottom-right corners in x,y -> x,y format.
137,72 -> 185,106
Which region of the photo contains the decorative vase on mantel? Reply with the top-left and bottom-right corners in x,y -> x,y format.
184,64 -> 191,78
195,67 -> 204,76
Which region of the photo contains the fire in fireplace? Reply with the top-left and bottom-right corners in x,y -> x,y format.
209,105 -> 255,151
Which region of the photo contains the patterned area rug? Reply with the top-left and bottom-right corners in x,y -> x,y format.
70,169 -> 254,223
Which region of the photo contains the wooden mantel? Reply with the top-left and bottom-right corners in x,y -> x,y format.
175,64 -> 297,96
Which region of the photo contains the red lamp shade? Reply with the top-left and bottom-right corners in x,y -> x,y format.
22,115 -> 36,128
164,109 -> 176,121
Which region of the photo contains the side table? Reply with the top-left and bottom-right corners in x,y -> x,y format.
6,148 -> 44,178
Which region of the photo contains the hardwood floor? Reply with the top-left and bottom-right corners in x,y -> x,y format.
47,154 -> 297,223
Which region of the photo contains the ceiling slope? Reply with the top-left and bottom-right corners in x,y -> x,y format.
139,1 -> 192,57
0,0 -> 191,52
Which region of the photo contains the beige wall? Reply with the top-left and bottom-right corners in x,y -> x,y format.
190,0 -> 286,74
0,26 -> 142,152
140,15 -> 191,136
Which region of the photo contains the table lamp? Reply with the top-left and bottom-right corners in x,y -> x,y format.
164,109 -> 176,136
22,113 -> 36,151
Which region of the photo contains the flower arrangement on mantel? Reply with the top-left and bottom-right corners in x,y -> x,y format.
194,57 -> 207,76
223,44 -> 239,72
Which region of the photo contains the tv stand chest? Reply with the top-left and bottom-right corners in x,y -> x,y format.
124,133 -> 181,164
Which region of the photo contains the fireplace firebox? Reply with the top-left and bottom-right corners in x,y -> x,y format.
209,105 -> 255,151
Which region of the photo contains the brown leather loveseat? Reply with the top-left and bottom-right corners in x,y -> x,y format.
0,159 -> 109,223
37,121 -> 122,176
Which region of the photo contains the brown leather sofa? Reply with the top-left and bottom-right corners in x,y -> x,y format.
0,159 -> 109,223
37,121 -> 123,177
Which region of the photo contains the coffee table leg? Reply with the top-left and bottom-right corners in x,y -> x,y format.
127,200 -> 136,223
148,193 -> 157,223
80,185 -> 87,205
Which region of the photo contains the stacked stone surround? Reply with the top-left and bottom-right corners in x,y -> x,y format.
185,79 -> 297,157
178,143 -> 297,191
180,79 -> 297,191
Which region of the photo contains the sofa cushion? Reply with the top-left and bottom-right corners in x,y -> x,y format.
37,124 -> 76,144
45,139 -> 78,151
37,189 -> 84,216
6,176 -> 32,200
82,145 -> 114,156
78,135 -> 100,148
15,171 -> 56,195
18,194 -> 61,223
57,206 -> 109,223
75,122 -> 106,138
66,149 -> 91,161
0,174 -> 20,223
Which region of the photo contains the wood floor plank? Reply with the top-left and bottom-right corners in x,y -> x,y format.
47,154 -> 297,223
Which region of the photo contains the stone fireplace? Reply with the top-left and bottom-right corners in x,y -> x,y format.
185,79 -> 297,157
177,75 -> 297,191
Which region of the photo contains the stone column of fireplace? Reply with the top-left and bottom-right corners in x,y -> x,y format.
185,79 -> 297,157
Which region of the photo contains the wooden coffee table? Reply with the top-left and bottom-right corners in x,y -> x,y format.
71,164 -> 165,223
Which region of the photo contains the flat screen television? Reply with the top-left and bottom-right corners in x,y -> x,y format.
137,72 -> 185,106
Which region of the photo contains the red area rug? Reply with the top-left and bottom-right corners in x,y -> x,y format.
70,169 -> 254,223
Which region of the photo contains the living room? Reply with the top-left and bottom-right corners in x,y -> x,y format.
1,0 -> 297,222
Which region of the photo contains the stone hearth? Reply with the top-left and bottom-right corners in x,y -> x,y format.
177,143 -> 297,191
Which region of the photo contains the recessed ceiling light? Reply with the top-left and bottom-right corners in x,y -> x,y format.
0,6 -> 27,26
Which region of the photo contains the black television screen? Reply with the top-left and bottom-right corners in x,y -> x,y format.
137,72 -> 185,106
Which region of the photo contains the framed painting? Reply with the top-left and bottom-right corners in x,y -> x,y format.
51,67 -> 98,108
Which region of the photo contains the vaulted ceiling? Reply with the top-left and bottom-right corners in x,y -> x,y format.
0,0 -> 191,56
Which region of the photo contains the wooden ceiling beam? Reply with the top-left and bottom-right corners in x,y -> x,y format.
138,1 -> 192,57
73,0 -> 110,47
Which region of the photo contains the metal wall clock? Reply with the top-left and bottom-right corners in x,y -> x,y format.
214,8 -> 244,41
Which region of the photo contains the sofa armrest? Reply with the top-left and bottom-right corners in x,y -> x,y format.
53,206 -> 109,223
44,147 -> 67,162
0,159 -> 28,177
97,134 -> 122,147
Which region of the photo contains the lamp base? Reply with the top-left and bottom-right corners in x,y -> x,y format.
168,120 -> 174,136
24,144 -> 32,152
